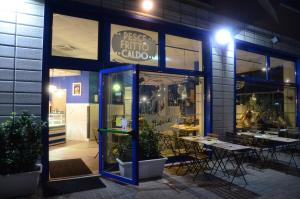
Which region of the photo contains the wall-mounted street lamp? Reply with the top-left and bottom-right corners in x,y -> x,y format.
215,28 -> 233,45
141,0 -> 154,12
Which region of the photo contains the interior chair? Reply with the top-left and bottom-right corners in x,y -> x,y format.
93,128 -> 99,159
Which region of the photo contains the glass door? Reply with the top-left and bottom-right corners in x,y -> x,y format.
99,65 -> 139,185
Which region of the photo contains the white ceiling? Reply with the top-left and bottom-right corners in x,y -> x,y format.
49,69 -> 81,77
52,14 -> 98,59
140,72 -> 200,86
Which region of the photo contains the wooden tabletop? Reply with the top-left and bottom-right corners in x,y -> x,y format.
171,124 -> 200,131
181,136 -> 251,151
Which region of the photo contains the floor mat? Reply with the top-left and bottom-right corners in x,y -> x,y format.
43,176 -> 106,197
49,158 -> 92,178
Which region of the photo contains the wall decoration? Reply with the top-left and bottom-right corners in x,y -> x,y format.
72,82 -> 82,96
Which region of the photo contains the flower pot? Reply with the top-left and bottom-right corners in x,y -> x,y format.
116,157 -> 167,179
0,164 -> 42,198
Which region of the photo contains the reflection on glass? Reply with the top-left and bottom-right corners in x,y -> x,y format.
236,50 -> 266,79
102,70 -> 133,179
52,14 -> 99,60
110,24 -> 159,66
270,57 -> 295,83
166,35 -> 202,71
139,72 -> 204,157
236,81 -> 296,129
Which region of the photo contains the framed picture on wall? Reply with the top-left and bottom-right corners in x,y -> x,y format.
72,82 -> 81,96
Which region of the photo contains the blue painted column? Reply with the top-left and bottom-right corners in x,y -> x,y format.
296,58 -> 300,127
203,37 -> 212,136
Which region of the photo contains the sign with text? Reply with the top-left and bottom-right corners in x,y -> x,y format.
112,30 -> 157,62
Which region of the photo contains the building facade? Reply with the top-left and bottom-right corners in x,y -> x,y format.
0,0 -> 299,183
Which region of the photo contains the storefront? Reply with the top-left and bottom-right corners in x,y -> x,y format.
42,1 -> 212,184
1,0 -> 300,187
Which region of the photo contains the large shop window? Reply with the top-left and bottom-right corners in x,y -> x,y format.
236,82 -> 296,129
236,50 -> 266,79
52,14 -> 99,60
270,57 -> 295,83
110,24 -> 159,66
166,35 -> 202,71
236,50 -> 296,130
139,72 -> 204,156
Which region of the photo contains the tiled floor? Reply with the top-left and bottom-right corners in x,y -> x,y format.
28,151 -> 300,199
49,140 -> 99,175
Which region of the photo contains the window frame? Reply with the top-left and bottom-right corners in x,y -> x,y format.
234,40 -> 299,131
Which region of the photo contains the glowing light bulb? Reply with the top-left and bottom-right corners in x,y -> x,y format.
113,83 -> 121,92
49,85 -> 57,93
215,28 -> 232,45
142,0 -> 154,12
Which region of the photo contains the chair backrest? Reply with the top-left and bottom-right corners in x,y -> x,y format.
93,128 -> 99,144
208,133 -> 218,138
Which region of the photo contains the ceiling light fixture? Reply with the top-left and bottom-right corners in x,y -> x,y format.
113,83 -> 121,92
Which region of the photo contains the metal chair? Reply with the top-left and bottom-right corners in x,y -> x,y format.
93,128 -> 99,159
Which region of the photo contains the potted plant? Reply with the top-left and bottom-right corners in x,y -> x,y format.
114,120 -> 167,179
0,112 -> 46,198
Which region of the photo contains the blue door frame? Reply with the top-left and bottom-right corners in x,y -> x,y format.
99,64 -> 139,185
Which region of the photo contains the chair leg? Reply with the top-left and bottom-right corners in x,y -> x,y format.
94,152 -> 99,159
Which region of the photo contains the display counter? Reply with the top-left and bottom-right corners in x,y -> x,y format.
49,113 -> 66,146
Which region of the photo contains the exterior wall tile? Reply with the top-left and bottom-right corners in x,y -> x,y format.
0,33 -> 15,45
14,81 -> 41,93
0,69 -> 14,81
0,22 -> 16,34
15,70 -> 42,81
17,13 -> 43,27
0,104 -> 13,116
0,57 -> 14,69
16,47 -> 42,59
0,11 -> 16,23
17,2 -> 45,16
15,58 -> 42,70
0,81 -> 13,92
0,45 -> 15,57
16,24 -> 43,38
15,93 -> 41,104
15,105 -> 41,115
16,36 -> 43,49
0,93 -> 13,103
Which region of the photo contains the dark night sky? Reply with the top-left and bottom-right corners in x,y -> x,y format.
194,0 -> 300,41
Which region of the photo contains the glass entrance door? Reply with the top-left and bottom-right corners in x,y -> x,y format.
99,65 -> 139,185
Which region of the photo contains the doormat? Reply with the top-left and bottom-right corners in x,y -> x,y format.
43,176 -> 106,197
49,158 -> 92,179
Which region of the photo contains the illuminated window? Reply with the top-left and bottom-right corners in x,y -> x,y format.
270,57 -> 295,83
166,35 -> 202,71
52,14 -> 99,60
236,50 -> 266,79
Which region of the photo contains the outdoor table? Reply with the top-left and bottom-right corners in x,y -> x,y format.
238,132 -> 300,168
181,136 -> 251,185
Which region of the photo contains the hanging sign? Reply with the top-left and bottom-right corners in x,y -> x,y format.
112,30 -> 157,62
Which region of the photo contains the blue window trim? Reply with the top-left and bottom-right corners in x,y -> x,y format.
99,64 -> 139,185
234,39 -> 300,131
297,59 -> 300,126
42,0 -> 213,183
